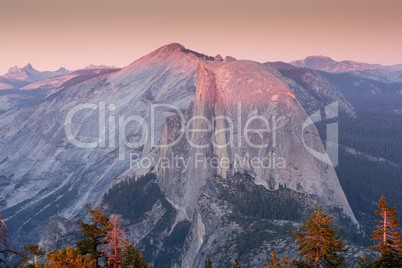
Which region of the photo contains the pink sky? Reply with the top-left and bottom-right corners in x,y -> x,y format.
1,0 -> 401,74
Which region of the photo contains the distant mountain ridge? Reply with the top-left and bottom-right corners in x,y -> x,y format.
372,63 -> 402,72
1,64 -> 119,85
0,64 -> 122,113
290,56 -> 402,83
290,56 -> 385,73
3,64 -> 70,82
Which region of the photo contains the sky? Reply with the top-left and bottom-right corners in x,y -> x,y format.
0,0 -> 401,74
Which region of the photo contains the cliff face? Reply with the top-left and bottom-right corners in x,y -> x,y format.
38,216 -> 81,252
0,43 -> 201,244
265,62 -> 356,117
156,60 -> 356,220
120,60 -> 358,267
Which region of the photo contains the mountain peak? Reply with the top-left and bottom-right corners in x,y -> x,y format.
7,65 -> 20,73
79,64 -> 117,70
291,56 -> 336,69
224,56 -> 237,62
114,43 -> 213,79
23,63 -> 34,70
155,43 -> 185,54
165,42 -> 185,49
306,55 -> 334,61
151,43 -> 215,61
4,65 -> 29,80
214,54 -> 223,62
291,55 -> 385,74
2,63 -> 71,82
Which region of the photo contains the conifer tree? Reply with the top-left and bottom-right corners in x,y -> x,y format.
293,204 -> 347,267
204,258 -> 212,268
18,243 -> 46,267
266,250 -> 281,268
76,204 -> 112,267
281,255 -> 294,268
102,214 -> 130,268
43,247 -> 95,268
233,258 -> 241,268
264,250 -> 295,268
369,195 -> 402,266
357,253 -> 373,268
121,244 -> 152,268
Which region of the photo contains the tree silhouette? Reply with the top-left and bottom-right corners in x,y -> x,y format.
357,253 -> 373,268
233,258 -> 241,268
102,214 -> 130,268
293,204 -> 347,267
369,195 -> 402,266
204,258 -> 212,268
266,250 -> 281,268
76,204 -> 112,267
121,244 -> 152,268
17,243 -> 46,267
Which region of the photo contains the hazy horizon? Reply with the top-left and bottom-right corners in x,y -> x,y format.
1,0 -> 401,74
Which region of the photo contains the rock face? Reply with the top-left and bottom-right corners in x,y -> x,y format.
38,216 -> 81,252
214,54 -> 223,62
265,62 -> 356,117
3,66 -> 29,80
155,60 -> 356,221
0,43 -> 202,244
119,59 -> 358,267
224,56 -> 237,62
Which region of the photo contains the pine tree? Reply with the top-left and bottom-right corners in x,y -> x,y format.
102,214 -> 130,268
121,244 -> 152,268
233,258 -> 241,268
293,204 -> 348,267
266,250 -> 281,268
17,243 -> 46,267
264,251 -> 295,268
369,195 -> 402,266
281,255 -> 295,268
204,258 -> 213,268
76,204 -> 112,267
44,247 -> 95,268
357,253 -> 373,268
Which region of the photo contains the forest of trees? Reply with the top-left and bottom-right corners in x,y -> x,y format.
0,196 -> 401,267
0,205 -> 152,268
